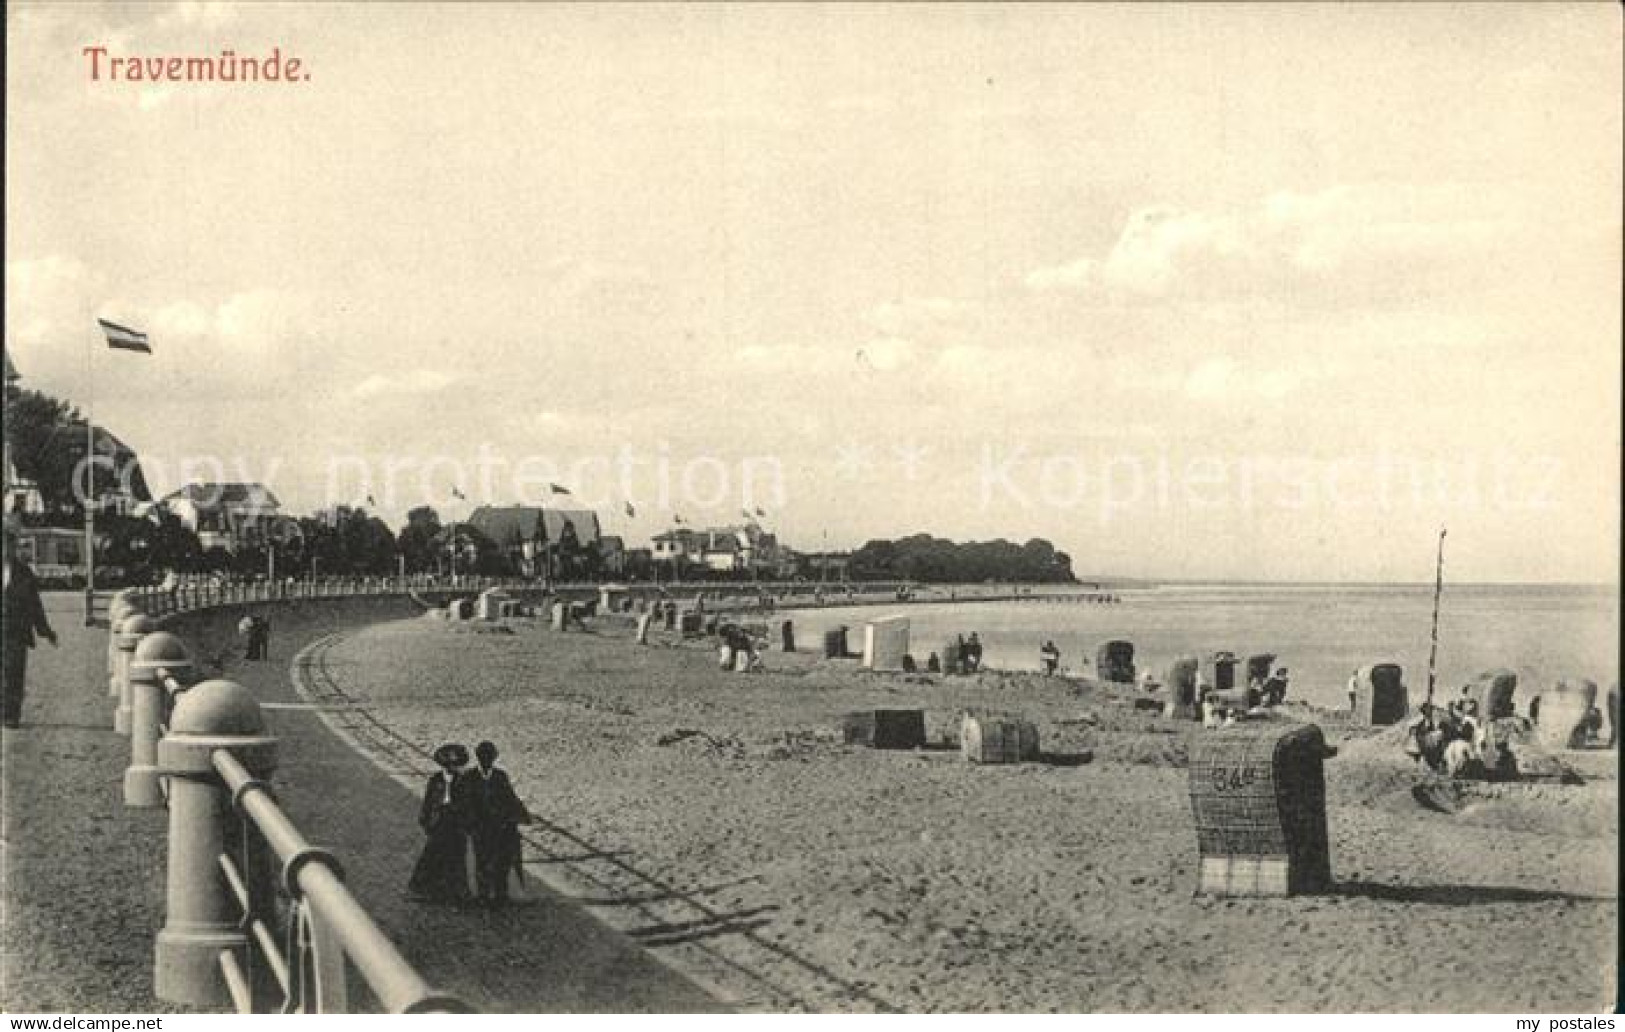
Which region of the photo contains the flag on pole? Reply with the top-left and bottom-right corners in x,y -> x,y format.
549,483 -> 570,495
673,514 -> 684,525
451,486 -> 467,500
754,507 -> 767,517
741,509 -> 753,520
365,494 -> 377,506
98,318 -> 151,353
624,502 -> 636,518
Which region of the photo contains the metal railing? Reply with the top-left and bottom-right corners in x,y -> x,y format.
211,750 -> 468,1013
106,588 -> 472,1014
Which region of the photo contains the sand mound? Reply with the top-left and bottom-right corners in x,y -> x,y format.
1407,778 -> 1615,837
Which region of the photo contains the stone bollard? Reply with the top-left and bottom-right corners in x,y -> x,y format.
107,590 -> 135,651
107,603 -> 137,698
114,614 -> 157,735
155,679 -> 278,1008
125,631 -> 195,808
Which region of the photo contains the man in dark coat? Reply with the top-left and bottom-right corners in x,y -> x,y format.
467,740 -> 532,907
3,523 -> 58,729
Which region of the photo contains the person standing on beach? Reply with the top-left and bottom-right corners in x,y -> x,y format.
468,740 -> 532,908
1264,667 -> 1290,706
408,743 -> 473,904
2,521 -> 58,729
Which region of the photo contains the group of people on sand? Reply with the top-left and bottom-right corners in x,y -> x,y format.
1405,697 -> 1511,778
408,740 -> 534,908
716,622 -> 764,672
1196,667 -> 1290,728
926,632 -> 983,675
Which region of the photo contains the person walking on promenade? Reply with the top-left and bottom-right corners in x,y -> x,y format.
1040,640 -> 1061,676
408,743 -> 474,904
966,633 -> 984,673
239,615 -> 271,661
468,740 -> 532,908
2,521 -> 58,729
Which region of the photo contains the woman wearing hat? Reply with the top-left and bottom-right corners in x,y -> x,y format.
407,742 -> 473,903
468,740 -> 532,908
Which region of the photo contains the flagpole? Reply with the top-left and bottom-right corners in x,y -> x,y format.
83,326 -> 96,625
1424,527 -> 1447,708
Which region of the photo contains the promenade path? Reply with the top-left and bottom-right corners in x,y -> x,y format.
1,593 -> 723,1013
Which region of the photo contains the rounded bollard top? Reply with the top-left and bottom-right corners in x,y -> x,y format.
118,613 -> 158,639
133,629 -> 191,667
169,679 -> 265,737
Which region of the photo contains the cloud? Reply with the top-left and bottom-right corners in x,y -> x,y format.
738,337 -> 918,376
825,94 -> 893,115
867,297 -> 967,336
168,1 -> 237,26
137,87 -> 175,111
1026,184 -> 1526,306
5,255 -> 101,349
854,337 -> 915,372
352,369 -> 460,399
1181,355 -> 1303,403
133,288 -> 334,401
1024,257 -> 1096,292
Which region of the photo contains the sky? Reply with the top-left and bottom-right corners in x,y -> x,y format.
5,2 -> 1621,583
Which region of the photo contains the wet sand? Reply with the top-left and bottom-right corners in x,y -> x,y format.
305,613 -> 1617,1013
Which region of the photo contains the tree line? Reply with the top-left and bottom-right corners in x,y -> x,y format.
847,534 -> 1076,583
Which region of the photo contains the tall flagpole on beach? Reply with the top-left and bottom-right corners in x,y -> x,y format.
1425,527 -> 1447,708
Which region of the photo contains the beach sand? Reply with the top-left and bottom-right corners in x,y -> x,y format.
302,613 -> 1617,1013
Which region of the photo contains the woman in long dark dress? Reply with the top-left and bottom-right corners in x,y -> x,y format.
407,743 -> 472,903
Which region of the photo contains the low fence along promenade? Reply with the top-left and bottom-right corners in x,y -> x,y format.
105,583 -> 474,1014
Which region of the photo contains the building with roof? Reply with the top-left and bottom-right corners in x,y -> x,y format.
650,522 -> 795,579
161,482 -> 282,554
464,504 -> 602,579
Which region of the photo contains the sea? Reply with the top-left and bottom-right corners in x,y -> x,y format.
785,583 -> 1620,709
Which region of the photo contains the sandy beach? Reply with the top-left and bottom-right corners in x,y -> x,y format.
296,611 -> 1617,1013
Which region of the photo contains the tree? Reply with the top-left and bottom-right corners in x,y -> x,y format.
848,533 -> 1076,584
4,388 -> 82,519
3,386 -> 151,523
148,513 -> 204,573
340,510 -> 397,574
396,506 -> 443,573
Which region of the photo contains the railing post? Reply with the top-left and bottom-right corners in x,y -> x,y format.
155,679 -> 278,1008
107,599 -> 137,699
125,631 -> 194,808
114,614 -> 156,735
